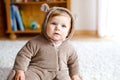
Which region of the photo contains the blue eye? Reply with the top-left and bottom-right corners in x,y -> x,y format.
51,22 -> 57,25
62,25 -> 66,28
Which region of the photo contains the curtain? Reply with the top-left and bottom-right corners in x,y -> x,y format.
98,0 -> 120,37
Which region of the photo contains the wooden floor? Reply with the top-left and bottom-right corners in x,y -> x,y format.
72,35 -> 120,42
0,33 -> 118,41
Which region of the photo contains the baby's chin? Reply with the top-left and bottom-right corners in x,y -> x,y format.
50,38 -> 64,43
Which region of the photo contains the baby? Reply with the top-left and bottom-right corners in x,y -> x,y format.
7,4 -> 81,80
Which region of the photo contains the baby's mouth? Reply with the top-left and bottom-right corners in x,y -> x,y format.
54,32 -> 60,36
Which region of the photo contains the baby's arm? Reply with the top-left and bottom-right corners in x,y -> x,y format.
15,70 -> 25,80
67,46 -> 82,80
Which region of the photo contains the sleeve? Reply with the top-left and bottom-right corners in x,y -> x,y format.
13,41 -> 36,71
67,48 -> 80,77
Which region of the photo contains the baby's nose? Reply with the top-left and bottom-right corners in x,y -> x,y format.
55,25 -> 61,30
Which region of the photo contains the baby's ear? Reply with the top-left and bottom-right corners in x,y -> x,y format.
72,13 -> 78,22
41,3 -> 50,12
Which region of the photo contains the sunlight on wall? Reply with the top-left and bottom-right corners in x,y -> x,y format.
98,0 -> 120,37
107,0 -> 120,37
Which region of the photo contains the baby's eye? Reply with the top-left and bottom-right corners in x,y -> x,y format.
51,22 -> 57,25
62,25 -> 66,28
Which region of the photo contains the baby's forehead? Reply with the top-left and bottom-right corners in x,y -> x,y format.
49,15 -> 71,23
50,13 -> 71,21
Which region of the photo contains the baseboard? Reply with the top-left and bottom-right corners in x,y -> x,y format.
74,30 -> 97,37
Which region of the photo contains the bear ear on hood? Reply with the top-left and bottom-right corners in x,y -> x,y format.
41,3 -> 50,12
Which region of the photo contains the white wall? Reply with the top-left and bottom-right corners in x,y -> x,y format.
71,0 -> 97,30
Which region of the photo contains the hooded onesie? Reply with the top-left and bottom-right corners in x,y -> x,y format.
7,3 -> 80,80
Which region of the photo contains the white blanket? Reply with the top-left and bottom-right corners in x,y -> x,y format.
0,40 -> 120,80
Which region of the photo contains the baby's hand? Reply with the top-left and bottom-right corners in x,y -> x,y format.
72,75 -> 81,80
15,70 -> 25,80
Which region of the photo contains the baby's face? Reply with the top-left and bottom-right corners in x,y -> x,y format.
46,15 -> 71,42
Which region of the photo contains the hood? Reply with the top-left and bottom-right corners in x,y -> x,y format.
40,3 -> 75,41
